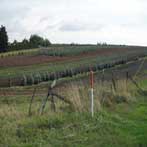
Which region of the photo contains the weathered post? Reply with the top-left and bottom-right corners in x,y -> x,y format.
111,72 -> 116,92
28,87 -> 37,116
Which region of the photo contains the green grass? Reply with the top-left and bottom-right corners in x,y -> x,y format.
0,45 -> 147,146
0,99 -> 147,147
139,79 -> 147,88
0,77 -> 147,147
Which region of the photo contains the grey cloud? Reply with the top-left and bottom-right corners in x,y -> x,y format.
59,24 -> 85,31
0,0 -> 146,45
59,22 -> 104,32
39,17 -> 50,23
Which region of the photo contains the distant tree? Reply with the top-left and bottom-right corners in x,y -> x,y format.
13,40 -> 18,46
22,38 -> 30,49
22,38 -> 29,45
8,34 -> 51,51
0,25 -> 8,52
70,42 -> 76,46
43,38 -> 51,47
9,40 -> 18,50
29,34 -> 44,48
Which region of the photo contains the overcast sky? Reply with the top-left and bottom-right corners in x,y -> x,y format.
0,0 -> 147,45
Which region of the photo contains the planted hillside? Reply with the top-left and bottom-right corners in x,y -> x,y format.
0,52 -> 147,87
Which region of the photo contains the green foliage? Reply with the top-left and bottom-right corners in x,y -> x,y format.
29,35 -> 43,48
0,45 -> 147,87
39,45 -> 147,57
0,52 -> 146,87
0,101 -> 147,146
0,77 -> 147,146
26,74 -> 35,85
39,45 -> 99,56
0,25 -> 8,52
8,34 -> 51,51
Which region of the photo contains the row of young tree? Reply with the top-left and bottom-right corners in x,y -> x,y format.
1,53 -> 144,87
0,25 -> 51,53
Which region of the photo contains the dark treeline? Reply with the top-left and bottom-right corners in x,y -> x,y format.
0,25 -> 8,52
9,34 -> 51,51
0,25 -> 146,53
0,25 -> 51,53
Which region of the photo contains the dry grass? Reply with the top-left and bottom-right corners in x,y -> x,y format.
54,79 -> 134,112
0,76 -> 137,116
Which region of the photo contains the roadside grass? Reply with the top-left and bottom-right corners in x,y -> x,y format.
0,77 -> 147,146
139,79 -> 147,89
1,100 -> 147,147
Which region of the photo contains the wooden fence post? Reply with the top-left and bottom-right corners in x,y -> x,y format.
111,72 -> 116,92
28,87 -> 37,116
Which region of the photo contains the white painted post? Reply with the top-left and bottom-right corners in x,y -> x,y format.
90,70 -> 94,117
91,87 -> 94,117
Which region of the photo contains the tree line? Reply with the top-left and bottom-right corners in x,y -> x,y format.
0,25 -> 51,53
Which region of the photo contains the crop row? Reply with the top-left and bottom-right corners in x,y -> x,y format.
38,45 -> 147,57
0,45 -> 147,58
0,52 -> 145,87
0,48 -> 39,58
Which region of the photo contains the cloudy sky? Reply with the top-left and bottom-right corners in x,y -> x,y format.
0,0 -> 147,45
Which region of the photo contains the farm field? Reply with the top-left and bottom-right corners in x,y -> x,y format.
0,45 -> 147,87
0,45 -> 147,147
0,66 -> 147,146
1,0 -> 147,146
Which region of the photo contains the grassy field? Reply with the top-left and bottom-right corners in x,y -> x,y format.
0,45 -> 147,146
0,74 -> 147,147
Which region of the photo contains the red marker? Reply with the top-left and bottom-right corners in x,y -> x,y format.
90,70 -> 94,88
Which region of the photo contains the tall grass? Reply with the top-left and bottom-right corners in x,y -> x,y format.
0,78 -> 146,146
54,79 -> 135,113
